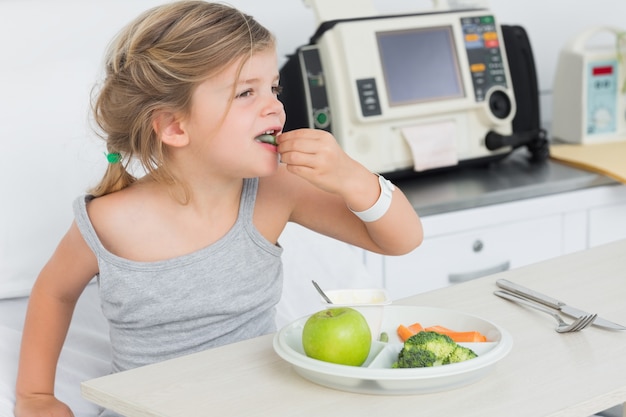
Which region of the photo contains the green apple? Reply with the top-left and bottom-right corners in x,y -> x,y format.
301,307 -> 372,366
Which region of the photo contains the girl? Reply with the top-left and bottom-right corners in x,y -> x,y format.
14,2 -> 423,416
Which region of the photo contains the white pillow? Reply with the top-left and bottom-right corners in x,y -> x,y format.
0,282 -> 111,417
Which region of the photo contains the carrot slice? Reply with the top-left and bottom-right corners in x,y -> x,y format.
408,322 -> 424,334
426,327 -> 488,343
398,323 -> 488,343
446,331 -> 487,343
424,325 -> 453,333
397,322 -> 425,341
397,324 -> 415,342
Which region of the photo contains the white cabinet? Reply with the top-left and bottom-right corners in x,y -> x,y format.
278,183 -> 626,320
367,183 -> 626,301
275,223 -> 381,328
382,214 -> 563,300
589,202 -> 626,246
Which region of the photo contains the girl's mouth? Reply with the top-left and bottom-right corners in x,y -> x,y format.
255,130 -> 278,146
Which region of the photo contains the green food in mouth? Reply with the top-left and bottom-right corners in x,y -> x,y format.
256,133 -> 277,145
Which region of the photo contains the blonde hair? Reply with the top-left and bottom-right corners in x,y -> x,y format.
90,1 -> 275,200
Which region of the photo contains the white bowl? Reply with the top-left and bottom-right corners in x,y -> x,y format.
322,288 -> 391,340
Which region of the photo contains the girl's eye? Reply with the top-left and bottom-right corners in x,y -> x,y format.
236,89 -> 252,99
273,85 -> 283,96
235,85 -> 282,99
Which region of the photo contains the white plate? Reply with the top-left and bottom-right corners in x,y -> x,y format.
273,305 -> 513,395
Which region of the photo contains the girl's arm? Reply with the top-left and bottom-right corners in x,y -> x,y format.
14,222 -> 98,417
275,129 -> 423,256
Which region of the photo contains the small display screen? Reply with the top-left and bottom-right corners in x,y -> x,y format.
377,26 -> 464,106
592,65 -> 613,76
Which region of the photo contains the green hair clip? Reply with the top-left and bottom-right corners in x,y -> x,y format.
105,152 -> 122,164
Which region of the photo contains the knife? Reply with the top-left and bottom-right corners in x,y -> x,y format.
496,279 -> 626,330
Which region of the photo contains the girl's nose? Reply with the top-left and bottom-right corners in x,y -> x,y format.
264,95 -> 285,116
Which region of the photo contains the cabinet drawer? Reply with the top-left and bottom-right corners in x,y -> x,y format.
588,202 -> 626,247
383,215 -> 563,300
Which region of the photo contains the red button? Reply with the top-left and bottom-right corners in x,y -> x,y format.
485,39 -> 499,48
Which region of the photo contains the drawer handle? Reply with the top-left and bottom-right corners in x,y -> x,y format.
448,261 -> 510,283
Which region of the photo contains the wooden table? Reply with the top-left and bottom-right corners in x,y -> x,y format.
82,239 -> 626,417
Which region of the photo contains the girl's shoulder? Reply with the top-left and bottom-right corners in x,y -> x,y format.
87,183 -> 156,222
85,183 -> 168,258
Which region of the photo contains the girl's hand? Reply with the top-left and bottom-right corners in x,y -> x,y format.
277,129 -> 374,203
275,128 -> 423,255
14,394 -> 74,417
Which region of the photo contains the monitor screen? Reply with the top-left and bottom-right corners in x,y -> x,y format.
377,26 -> 464,106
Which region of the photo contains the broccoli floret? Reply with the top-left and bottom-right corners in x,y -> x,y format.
393,347 -> 438,368
393,331 -> 478,368
444,345 -> 478,364
403,331 -> 457,362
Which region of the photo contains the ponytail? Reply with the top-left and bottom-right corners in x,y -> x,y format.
89,153 -> 136,197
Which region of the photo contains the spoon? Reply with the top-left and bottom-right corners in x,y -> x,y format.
312,280 -> 333,304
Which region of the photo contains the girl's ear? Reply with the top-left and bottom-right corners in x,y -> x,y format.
153,111 -> 189,147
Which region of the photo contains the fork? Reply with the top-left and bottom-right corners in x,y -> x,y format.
494,290 -> 597,333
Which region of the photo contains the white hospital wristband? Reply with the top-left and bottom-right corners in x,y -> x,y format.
349,174 -> 395,222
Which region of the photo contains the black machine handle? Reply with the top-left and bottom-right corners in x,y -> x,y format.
485,128 -> 549,162
485,129 -> 535,150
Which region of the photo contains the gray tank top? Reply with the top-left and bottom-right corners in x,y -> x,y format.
74,178 -> 283,374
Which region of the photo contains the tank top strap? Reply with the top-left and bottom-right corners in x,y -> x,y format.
73,195 -> 106,258
238,178 -> 258,223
